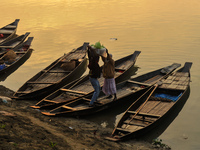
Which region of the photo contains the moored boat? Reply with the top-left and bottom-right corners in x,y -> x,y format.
0,32 -> 30,54
105,62 -> 192,141
0,37 -> 34,76
13,42 -> 89,100
41,63 -> 181,117
31,51 -> 141,109
0,19 -> 20,44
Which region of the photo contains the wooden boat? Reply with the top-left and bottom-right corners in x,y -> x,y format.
105,62 -> 192,142
13,42 -> 89,100
31,51 -> 141,109
0,32 -> 30,55
0,37 -> 34,76
0,19 -> 20,44
41,63 -> 181,116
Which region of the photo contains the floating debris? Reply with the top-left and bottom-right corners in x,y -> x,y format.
110,38 -> 117,41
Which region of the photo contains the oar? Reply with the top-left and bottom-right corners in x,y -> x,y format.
124,81 -> 162,128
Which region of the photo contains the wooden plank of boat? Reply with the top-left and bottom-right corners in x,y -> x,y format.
42,70 -> 71,73
0,37 -> 34,77
31,51 -> 141,109
41,63 -> 182,117
127,80 -> 151,87
60,89 -> 88,95
127,111 -> 161,118
106,62 -> 192,141
13,42 -> 89,100
26,82 -> 57,84
0,19 -> 20,44
0,32 -> 30,53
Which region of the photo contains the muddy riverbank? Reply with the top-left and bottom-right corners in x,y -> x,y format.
0,85 -> 170,150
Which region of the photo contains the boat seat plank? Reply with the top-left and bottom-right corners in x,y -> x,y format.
27,81 -> 56,84
41,99 -> 59,104
0,46 -> 16,48
123,120 -> 147,127
15,52 -> 26,54
16,91 -> 31,94
60,89 -> 88,95
127,80 -> 151,86
127,111 -> 161,118
5,25 -> 16,29
62,105 -> 77,111
121,124 -> 143,131
42,70 -> 71,73
116,128 -> 131,133
0,30 -> 14,34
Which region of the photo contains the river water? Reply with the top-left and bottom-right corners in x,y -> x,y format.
1,0 -> 200,149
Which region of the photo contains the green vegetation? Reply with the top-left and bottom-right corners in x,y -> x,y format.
152,138 -> 171,149
91,41 -> 105,49
13,143 -> 18,146
49,141 -> 57,148
0,124 -> 6,128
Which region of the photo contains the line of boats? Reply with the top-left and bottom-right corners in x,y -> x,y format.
0,19 -> 193,142
0,19 -> 34,79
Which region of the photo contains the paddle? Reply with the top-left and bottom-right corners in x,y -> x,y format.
124,81 -> 162,128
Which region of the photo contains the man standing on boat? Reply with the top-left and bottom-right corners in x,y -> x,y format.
87,45 -> 101,107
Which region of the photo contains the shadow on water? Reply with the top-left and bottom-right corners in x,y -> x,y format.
83,86 -> 191,142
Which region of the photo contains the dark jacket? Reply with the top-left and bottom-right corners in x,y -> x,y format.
87,47 -> 101,78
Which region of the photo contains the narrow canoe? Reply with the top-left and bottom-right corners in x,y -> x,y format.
0,32 -> 30,54
0,37 -> 33,76
13,42 -> 89,100
0,19 -> 20,44
31,51 -> 141,109
106,62 -> 192,142
41,63 -> 181,117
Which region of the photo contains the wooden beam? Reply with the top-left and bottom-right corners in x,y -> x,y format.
62,105 -> 77,110
5,25 -> 16,29
42,70 -> 71,73
127,111 -> 161,118
0,30 -> 14,34
116,128 -> 131,133
16,91 -> 30,94
61,88 -> 88,95
27,82 -> 56,84
123,120 -> 147,127
127,80 -> 151,86
42,99 -> 59,104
